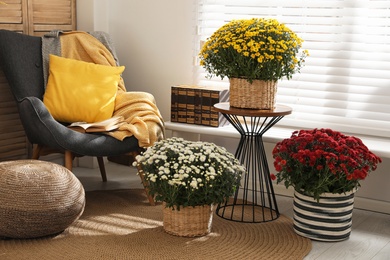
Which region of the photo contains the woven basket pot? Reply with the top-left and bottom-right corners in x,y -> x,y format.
162,203 -> 213,237
229,78 -> 277,109
293,189 -> 355,242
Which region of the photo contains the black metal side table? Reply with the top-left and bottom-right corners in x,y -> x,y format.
213,102 -> 292,223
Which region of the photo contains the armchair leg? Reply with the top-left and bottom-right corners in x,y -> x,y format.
32,144 -> 43,159
64,150 -> 74,171
32,145 -> 74,173
97,156 -> 107,182
129,151 -> 155,206
137,165 -> 155,206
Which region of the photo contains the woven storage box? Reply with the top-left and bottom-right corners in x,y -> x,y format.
229,78 -> 277,109
163,203 -> 213,237
0,160 -> 85,239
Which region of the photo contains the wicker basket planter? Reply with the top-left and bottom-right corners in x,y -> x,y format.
229,78 -> 277,109
162,203 -> 214,237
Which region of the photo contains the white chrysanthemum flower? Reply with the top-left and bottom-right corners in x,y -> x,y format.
147,158 -> 154,164
190,179 -> 198,189
133,137 -> 245,208
149,175 -> 157,182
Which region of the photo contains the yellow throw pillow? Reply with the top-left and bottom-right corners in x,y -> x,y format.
43,54 -> 125,123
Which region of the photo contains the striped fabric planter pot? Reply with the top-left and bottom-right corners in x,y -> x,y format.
293,189 -> 355,242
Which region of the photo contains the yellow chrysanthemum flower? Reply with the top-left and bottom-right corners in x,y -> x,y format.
199,18 -> 308,82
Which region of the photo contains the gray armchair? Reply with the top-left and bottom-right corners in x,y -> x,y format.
0,30 -> 155,205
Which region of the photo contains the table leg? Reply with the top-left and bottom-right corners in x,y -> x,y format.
216,114 -> 283,223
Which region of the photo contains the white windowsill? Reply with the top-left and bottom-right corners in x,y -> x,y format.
165,121 -> 390,158
166,121 -> 390,214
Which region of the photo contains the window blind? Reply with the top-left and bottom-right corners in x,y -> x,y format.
195,0 -> 390,138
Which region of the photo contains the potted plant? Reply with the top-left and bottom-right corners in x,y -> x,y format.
199,18 -> 308,109
272,128 -> 382,241
133,137 -> 245,237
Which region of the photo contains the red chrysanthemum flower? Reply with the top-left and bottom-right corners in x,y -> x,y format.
272,128 -> 382,201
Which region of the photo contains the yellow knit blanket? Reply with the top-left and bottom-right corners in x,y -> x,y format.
59,31 -> 164,147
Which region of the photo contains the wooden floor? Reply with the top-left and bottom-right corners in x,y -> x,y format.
72,160 -> 390,260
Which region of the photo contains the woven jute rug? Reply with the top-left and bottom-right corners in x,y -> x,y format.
0,189 -> 311,260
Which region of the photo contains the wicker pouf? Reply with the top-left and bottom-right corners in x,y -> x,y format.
0,160 -> 85,239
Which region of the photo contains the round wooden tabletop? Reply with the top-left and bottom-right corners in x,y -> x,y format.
213,102 -> 292,117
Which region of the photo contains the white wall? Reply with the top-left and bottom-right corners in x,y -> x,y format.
77,0 -> 194,121
76,1 -> 390,213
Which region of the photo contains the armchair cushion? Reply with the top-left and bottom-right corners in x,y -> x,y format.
43,54 -> 125,123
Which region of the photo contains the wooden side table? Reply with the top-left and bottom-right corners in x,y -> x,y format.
213,102 -> 292,223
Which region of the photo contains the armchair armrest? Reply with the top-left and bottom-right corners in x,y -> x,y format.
18,97 -> 72,149
18,97 -> 140,156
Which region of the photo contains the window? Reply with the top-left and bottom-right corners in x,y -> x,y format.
194,0 -> 390,138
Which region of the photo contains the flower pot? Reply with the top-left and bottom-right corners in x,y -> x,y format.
293,189 -> 355,242
162,203 -> 213,237
229,78 -> 277,109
